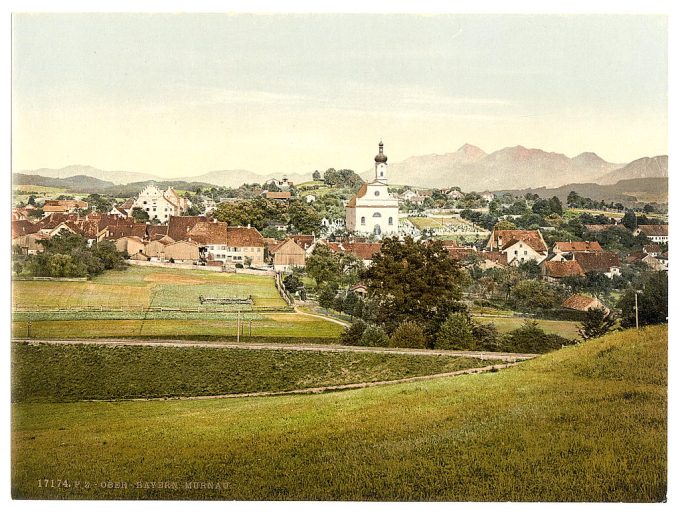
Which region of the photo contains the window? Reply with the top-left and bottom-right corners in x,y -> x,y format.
373,212 -> 381,218
524,251 -> 527,255
361,216 -> 366,225
374,191 -> 380,196
388,217 -> 393,225
514,250 -> 518,255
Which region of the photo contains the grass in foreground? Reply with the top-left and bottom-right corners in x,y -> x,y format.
12,313 -> 343,340
12,343 -> 494,402
11,325 -> 666,501
473,315 -> 580,339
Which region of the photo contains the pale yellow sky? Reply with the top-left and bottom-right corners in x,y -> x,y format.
12,14 -> 668,177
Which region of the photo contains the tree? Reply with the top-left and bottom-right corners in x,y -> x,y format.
517,260 -> 541,279
312,170 -> 321,181
359,325 -> 390,347
27,195 -> 36,206
283,273 -> 303,293
288,200 -> 322,234
617,272 -> 668,328
306,245 -> 342,285
510,280 -> 564,310
621,210 -> 637,231
502,320 -> 575,353
362,237 -> 469,339
435,312 -> 475,350
389,321 -> 427,349
472,322 -> 500,350
317,282 -> 338,310
340,320 -> 367,345
494,220 -> 517,231
132,207 -> 150,223
578,307 -> 616,340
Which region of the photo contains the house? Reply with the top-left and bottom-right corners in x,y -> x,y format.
479,191 -> 495,203
642,244 -> 662,257
540,260 -> 585,282
43,199 -> 88,214
108,205 -> 129,218
163,240 -> 200,263
304,194 -> 316,203
562,294 -> 608,313
37,220 -> 77,238
264,177 -> 294,190
573,252 -> 621,278
128,251 -> 150,262
626,251 -> 667,272
290,235 -> 317,255
271,238 -> 307,271
346,142 -> 399,238
185,221 -> 266,266
634,224 -> 669,244
132,184 -> 191,222
486,229 -> 548,265
349,283 -> 368,296
552,241 -> 603,256
115,236 -> 146,257
12,220 -> 38,239
167,215 -> 210,242
327,241 -> 382,266
265,191 -> 292,201
99,223 -> 148,241
12,233 -> 47,255
445,189 -> 464,200
144,239 -> 169,261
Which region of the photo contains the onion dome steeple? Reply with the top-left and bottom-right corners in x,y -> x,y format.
374,141 -> 388,163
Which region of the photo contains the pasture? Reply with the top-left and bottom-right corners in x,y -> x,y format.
11,326 -> 667,501
12,342 -> 498,402
12,266 -> 286,310
472,315 -> 581,340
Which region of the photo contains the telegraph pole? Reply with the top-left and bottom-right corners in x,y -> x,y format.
635,291 -> 639,330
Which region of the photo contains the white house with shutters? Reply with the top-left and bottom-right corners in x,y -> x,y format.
132,184 -> 191,223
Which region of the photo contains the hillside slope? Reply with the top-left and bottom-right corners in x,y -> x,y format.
12,326 -> 667,501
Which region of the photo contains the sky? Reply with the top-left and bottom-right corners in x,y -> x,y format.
12,13 -> 668,178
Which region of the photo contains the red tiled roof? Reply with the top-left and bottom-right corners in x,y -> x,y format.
573,252 -> 620,273
562,294 -> 602,311
553,241 -> 603,253
327,241 -> 382,260
290,235 -> 315,250
147,225 -> 169,239
637,224 -> 668,237
487,229 -> 547,253
167,215 -> 209,242
542,260 -> 585,278
346,183 -> 368,208
186,222 -> 264,248
643,244 -> 662,254
101,223 -> 148,240
265,191 -> 291,200
12,220 -> 38,238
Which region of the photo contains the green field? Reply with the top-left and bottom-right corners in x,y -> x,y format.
13,266 -> 286,310
12,314 -> 342,340
11,326 -> 666,500
473,316 -> 581,339
12,343 -> 498,402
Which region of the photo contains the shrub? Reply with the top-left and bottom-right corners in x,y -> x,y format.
472,322 -> 500,350
359,325 -> 390,347
436,312 -> 475,350
502,320 -> 576,354
578,307 -> 616,340
340,320 -> 367,346
389,321 -> 427,349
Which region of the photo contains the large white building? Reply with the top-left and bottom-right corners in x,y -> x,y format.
132,184 -> 191,223
345,142 -> 399,238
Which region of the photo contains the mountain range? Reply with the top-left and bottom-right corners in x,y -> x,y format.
366,144 -> 667,190
16,144 -> 667,192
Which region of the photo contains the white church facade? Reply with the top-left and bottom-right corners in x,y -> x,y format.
345,142 -> 399,238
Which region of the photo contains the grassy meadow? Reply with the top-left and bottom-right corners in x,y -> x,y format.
12,343 -> 498,402
13,266 -> 287,310
472,315 -> 581,339
11,325 -> 666,501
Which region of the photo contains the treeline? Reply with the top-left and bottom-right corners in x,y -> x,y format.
13,233 -> 126,278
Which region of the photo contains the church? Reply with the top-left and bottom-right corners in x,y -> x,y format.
345,142 -> 399,238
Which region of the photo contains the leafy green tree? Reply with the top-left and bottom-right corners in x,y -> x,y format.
510,280 -> 564,310
472,322 -> 500,350
389,321 -> 427,348
312,170 -> 321,181
306,245 -> 342,285
363,237 -> 469,338
213,198 -> 286,231
502,320 -> 575,353
617,272 -> 668,328
317,283 -> 338,310
359,325 -> 390,347
132,207 -> 150,222
494,219 -> 517,231
518,260 -> 541,279
288,200 -> 322,234
283,273 -> 303,293
340,320 -> 367,346
435,312 -> 475,350
27,195 -> 36,206
622,210 -> 637,231
578,307 -> 616,340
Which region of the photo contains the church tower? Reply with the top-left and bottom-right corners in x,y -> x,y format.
374,141 -> 388,183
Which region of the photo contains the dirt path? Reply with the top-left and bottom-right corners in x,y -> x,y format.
294,307 -> 351,327
13,338 -> 537,361
85,361 -> 523,403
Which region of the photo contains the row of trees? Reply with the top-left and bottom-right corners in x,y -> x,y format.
13,232 -> 126,278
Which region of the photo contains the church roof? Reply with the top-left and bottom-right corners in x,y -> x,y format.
346,183 -> 368,208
